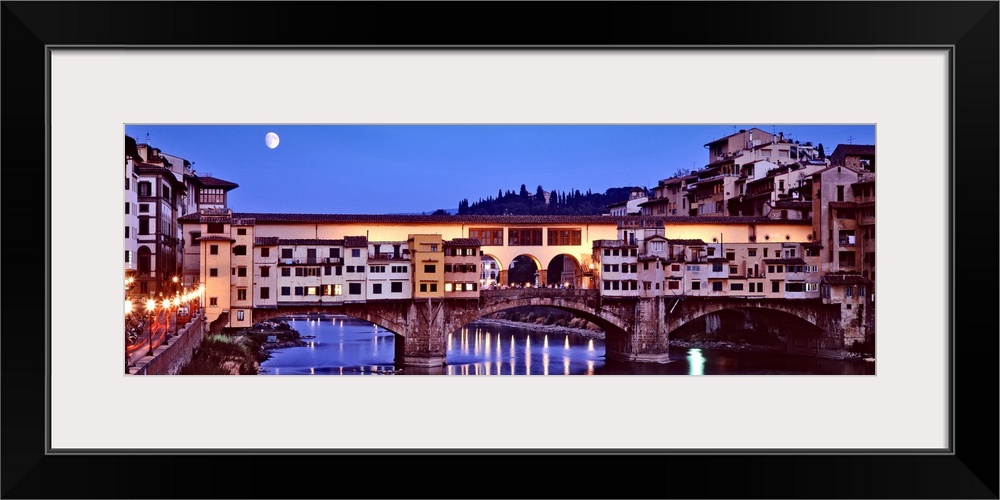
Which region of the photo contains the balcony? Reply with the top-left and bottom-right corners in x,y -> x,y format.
369,253 -> 409,261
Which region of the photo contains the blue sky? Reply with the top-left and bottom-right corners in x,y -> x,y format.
124,124 -> 875,214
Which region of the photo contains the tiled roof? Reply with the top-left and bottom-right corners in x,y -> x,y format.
255,237 -> 279,246
703,127 -> 770,146
659,215 -> 811,225
200,216 -> 231,223
829,201 -> 857,209
278,239 -> 344,246
178,213 -> 203,223
763,258 -> 807,265
707,257 -> 730,263
196,235 -> 235,242
593,240 -> 637,248
810,164 -> 862,178
344,236 -> 368,247
184,212 -> 810,227
193,176 -> 239,189
821,272 -> 873,286
667,238 -> 706,245
637,198 -> 670,208
445,238 -> 481,247
236,213 -> 629,224
134,162 -> 166,170
772,200 -> 812,209
830,144 -> 875,166
802,242 -> 823,249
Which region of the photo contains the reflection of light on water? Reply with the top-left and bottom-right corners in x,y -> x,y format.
497,334 -> 501,358
448,365 -> 454,375
544,335 -> 548,349
688,348 -> 705,376
565,336 -> 569,349
485,332 -> 491,356
339,367 -> 343,375
509,358 -> 515,375
340,320 -> 344,327
510,335 -> 515,356
564,356 -> 570,375
448,333 -> 453,352
310,341 -> 315,349
310,367 -> 314,375
485,362 -> 490,375
586,360 -> 594,375
525,336 -> 531,375
543,352 -> 549,375
587,339 -> 594,351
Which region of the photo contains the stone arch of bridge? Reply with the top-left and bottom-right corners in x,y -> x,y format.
666,301 -> 828,340
452,296 -> 630,340
251,305 -> 411,338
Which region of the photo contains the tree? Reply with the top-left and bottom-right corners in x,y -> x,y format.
535,185 -> 545,202
672,168 -> 691,178
817,143 -> 826,159
431,209 -> 450,216
519,184 -> 529,198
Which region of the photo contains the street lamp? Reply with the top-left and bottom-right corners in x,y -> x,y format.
172,297 -> 181,337
145,298 -> 157,356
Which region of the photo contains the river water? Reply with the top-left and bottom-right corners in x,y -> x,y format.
259,317 -> 874,375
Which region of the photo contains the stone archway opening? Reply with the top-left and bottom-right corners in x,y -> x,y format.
546,254 -> 582,288
480,254 -> 502,290
507,254 -> 541,287
670,306 -> 825,347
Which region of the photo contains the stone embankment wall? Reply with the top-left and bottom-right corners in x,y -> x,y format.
133,313 -> 207,375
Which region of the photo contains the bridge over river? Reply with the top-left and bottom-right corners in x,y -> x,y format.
250,288 -> 851,366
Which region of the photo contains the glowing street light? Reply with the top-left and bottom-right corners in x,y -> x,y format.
145,298 -> 157,356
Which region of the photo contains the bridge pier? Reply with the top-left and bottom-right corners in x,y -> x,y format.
605,297 -> 671,363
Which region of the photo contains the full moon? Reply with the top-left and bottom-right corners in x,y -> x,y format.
265,132 -> 280,149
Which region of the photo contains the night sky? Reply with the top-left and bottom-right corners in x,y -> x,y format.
124,124 -> 875,214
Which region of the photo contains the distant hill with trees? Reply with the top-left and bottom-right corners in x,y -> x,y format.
456,184 -> 644,216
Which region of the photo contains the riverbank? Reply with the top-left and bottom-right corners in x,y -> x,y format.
470,318 -> 605,340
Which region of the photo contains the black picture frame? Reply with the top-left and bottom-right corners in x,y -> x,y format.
3,2 -> 997,498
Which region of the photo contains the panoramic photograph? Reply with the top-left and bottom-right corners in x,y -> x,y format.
123,124 -> 876,376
